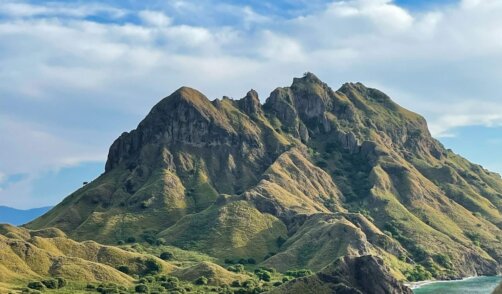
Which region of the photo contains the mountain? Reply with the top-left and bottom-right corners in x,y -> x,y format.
25,73 -> 502,291
0,206 -> 52,226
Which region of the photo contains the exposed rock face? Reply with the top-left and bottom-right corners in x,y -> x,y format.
271,255 -> 413,294
494,281 -> 502,294
238,89 -> 262,117
262,213 -> 406,272
319,256 -> 413,294
28,73 -> 502,286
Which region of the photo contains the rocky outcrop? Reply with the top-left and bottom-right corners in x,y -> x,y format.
238,89 -> 262,117
271,255 -> 413,294
494,281 -> 502,294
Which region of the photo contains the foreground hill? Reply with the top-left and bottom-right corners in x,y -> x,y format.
27,73 -> 501,288
0,206 -> 51,226
0,224 -> 407,293
0,224 -> 253,293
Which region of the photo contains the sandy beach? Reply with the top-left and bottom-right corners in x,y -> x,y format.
405,276 -> 478,290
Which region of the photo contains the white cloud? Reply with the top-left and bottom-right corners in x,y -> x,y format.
0,116 -> 106,175
0,2 -> 126,19
139,10 -> 172,27
0,176 -> 33,208
328,0 -> 414,33
2,0 -> 502,205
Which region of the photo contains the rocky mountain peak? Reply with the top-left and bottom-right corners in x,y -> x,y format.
292,72 -> 325,86
238,89 -> 262,116
264,73 -> 332,127
29,73 -> 502,290
105,86 -> 237,172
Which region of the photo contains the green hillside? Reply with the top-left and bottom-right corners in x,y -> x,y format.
21,73 -> 502,292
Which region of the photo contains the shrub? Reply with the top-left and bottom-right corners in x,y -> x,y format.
144,258 -> 162,275
156,275 -> 168,282
161,281 -> 178,290
242,280 -> 256,288
405,265 -> 432,282
247,258 -> 256,264
285,269 -> 313,278
282,277 -> 292,283
255,269 -> 271,282
126,236 -> 136,243
433,254 -> 452,269
224,258 -> 234,264
276,236 -> 287,247
27,281 -> 45,291
100,287 -> 120,294
55,277 -> 67,288
117,265 -> 130,274
259,266 -> 276,273
160,251 -> 174,261
227,264 -> 245,273
98,283 -> 119,291
135,284 -> 149,293
465,232 -> 481,246
41,278 -> 58,289
273,281 -> 283,287
231,280 -> 242,287
86,284 -> 96,290
195,276 -> 208,285
238,258 -> 248,264
117,240 -> 125,245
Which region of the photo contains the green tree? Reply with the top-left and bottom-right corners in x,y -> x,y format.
56,277 -> 67,288
160,251 -> 174,260
195,276 -> 208,285
117,265 -> 130,274
41,279 -> 58,289
135,284 -> 149,293
143,258 -> 162,275
27,281 -> 45,291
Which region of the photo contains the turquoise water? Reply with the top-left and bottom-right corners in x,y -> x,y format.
413,276 -> 502,294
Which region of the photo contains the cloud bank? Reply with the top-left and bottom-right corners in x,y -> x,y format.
1,0 -> 502,207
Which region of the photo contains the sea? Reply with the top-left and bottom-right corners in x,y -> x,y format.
413,276 -> 502,294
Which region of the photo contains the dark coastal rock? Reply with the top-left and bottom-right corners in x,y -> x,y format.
271,255 -> 413,294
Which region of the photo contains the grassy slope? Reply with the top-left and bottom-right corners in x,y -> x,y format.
0,225 -> 258,293
0,225 -> 135,289
158,200 -> 288,261
24,74 -> 502,283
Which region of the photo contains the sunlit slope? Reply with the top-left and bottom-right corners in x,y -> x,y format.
27,73 -> 502,280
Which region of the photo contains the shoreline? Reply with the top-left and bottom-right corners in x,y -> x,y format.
404,276 -> 478,290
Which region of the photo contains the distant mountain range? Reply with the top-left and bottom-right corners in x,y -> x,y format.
0,205 -> 52,225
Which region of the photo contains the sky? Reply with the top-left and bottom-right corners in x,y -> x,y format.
1,0 -> 502,209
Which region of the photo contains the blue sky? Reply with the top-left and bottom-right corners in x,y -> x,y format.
1,0 -> 502,208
